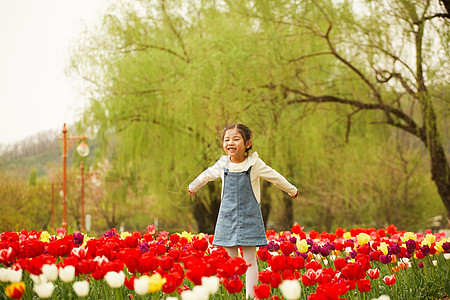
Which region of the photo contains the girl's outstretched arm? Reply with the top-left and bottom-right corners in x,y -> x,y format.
256,159 -> 298,198
187,156 -> 227,194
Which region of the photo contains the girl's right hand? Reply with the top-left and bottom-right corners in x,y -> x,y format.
187,187 -> 195,196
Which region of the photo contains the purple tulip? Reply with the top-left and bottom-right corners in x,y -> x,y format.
104,229 -> 118,238
139,241 -> 149,254
73,231 -> 84,246
306,239 -> 314,247
350,250 -> 357,259
320,246 -> 330,257
418,261 -> 424,268
420,245 -> 430,257
405,240 -> 416,254
299,252 -> 308,260
311,244 -> 321,255
388,242 -> 401,255
442,242 -> 450,253
289,236 -> 297,244
380,254 -> 392,264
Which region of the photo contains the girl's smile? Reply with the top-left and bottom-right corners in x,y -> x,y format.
223,128 -> 252,163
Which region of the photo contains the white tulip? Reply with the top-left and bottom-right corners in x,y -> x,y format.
73,280 -> 90,297
201,276 -> 219,294
192,285 -> 209,300
134,276 -> 150,295
444,253 -> 450,260
104,271 -> 125,288
34,282 -> 55,298
59,265 -> 75,282
432,260 -> 437,266
6,268 -> 22,283
279,279 -> 301,300
166,298 -> 178,300
371,295 -> 390,300
0,268 -> 7,282
42,264 -> 58,281
181,290 -> 196,300
30,274 -> 48,285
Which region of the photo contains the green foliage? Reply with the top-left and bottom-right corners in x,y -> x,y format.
63,0 -> 450,233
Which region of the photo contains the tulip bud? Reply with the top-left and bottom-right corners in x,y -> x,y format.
73,280 -> 90,297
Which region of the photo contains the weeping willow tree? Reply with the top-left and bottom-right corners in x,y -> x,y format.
69,0 -> 447,232
226,0 -> 450,223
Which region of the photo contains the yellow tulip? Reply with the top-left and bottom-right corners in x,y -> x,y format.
356,233 -> 370,245
39,231 -> 50,242
343,232 -> 352,240
148,273 -> 167,293
5,282 -> 25,299
180,231 -> 193,242
379,242 -> 388,255
402,232 -> 417,242
296,239 -> 308,253
120,231 -> 131,238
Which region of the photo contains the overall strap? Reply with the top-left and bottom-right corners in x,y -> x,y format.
223,167 -> 229,176
245,166 -> 252,175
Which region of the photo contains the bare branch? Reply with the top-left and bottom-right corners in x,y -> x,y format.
286,94 -> 422,138
289,51 -> 334,63
160,0 -> 190,62
118,42 -> 189,62
345,109 -> 363,142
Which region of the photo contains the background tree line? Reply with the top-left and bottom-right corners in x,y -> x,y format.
0,0 -> 448,235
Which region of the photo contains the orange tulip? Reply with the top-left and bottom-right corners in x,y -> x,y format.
5,282 -> 25,299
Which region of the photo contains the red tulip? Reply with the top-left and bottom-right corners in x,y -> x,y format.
269,272 -> 282,288
382,274 -> 396,286
258,269 -> 272,284
5,282 -> 25,299
159,255 -> 174,270
333,257 -> 347,271
254,284 -> 271,299
280,241 -> 295,256
257,248 -> 271,262
124,276 -> 135,290
341,262 -> 365,280
224,276 -> 244,293
125,235 -> 139,248
356,279 -> 371,292
367,268 -> 380,280
193,238 -> 209,252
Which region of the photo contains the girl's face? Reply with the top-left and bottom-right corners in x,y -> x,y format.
222,128 -> 252,163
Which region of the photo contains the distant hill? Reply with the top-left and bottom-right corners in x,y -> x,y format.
0,129 -> 77,179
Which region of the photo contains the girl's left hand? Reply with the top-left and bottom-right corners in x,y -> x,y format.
291,189 -> 299,199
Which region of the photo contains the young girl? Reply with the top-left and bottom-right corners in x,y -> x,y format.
188,124 -> 298,299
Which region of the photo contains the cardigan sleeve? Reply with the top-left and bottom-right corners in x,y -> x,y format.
188,156 -> 226,193
255,158 -> 298,197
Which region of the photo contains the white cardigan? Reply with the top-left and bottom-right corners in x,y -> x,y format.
188,152 -> 298,203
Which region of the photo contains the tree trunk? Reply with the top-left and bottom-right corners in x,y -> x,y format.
192,183 -> 221,234
260,180 -> 272,227
280,193 -> 293,230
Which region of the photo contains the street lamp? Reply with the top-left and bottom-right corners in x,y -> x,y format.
58,123 -> 89,231
50,182 -> 62,230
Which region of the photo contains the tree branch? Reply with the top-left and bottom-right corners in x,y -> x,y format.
289,51 -> 334,63
118,42 -> 189,62
160,0 -> 190,62
286,94 -> 423,138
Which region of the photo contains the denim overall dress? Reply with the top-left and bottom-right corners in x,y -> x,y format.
212,166 -> 268,247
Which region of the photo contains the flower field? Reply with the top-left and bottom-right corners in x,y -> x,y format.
0,224 -> 449,299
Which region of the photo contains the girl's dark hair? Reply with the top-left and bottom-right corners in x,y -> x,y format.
222,123 -> 253,155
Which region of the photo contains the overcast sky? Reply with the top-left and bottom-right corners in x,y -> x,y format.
0,0 -> 109,145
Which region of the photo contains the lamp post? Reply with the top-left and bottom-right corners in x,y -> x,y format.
58,123 -> 89,231
50,182 -> 62,230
